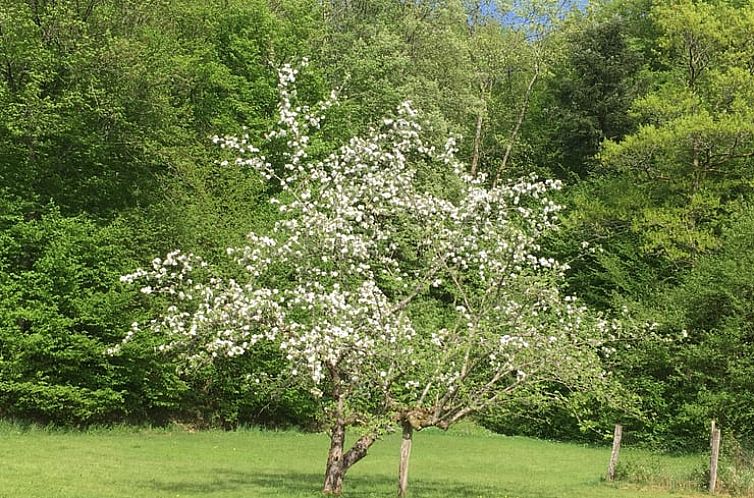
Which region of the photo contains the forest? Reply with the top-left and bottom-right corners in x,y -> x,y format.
1,0 -> 754,457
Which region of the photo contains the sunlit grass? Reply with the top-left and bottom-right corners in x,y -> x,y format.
0,421 -> 710,497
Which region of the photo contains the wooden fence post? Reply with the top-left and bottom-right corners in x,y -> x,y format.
709,420 -> 721,494
606,423 -> 623,481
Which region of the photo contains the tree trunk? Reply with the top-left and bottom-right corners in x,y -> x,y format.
323,419 -> 346,495
470,110 -> 483,177
398,422 -> 414,498
343,433 -> 377,469
493,64 -> 540,187
606,423 -> 622,481
323,369 -> 346,496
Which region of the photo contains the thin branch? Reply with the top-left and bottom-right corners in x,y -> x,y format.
493,62 -> 540,187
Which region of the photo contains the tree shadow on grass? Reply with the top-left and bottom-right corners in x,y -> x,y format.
142,469 -> 526,497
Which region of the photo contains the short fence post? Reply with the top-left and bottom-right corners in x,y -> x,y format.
709,420 -> 721,494
606,423 -> 623,481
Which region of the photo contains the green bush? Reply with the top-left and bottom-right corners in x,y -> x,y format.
0,206 -> 319,428
0,382 -> 124,426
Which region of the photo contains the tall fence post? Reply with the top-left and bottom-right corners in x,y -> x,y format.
606,423 -> 623,481
709,419 -> 721,494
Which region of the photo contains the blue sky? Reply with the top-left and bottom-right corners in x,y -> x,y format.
479,0 -> 588,28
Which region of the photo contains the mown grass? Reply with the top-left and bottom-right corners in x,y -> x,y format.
0,421 -> 710,497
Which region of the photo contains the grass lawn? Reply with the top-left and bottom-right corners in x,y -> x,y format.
0,422 -> 709,497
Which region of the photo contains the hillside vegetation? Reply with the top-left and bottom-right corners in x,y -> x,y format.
1,0 -> 754,455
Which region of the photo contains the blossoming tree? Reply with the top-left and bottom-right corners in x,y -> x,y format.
113,61 -> 627,496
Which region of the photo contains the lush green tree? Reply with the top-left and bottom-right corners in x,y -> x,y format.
465,0 -> 576,182
315,0 -> 478,145
599,0 -> 754,263
619,202 -> 754,449
0,0 -> 323,427
0,206 -> 175,424
552,0 -> 754,309
529,11 -> 642,179
538,0 -> 754,448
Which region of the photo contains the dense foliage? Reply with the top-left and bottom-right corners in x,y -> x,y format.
2,0 -> 754,454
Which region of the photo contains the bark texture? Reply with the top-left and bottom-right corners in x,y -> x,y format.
398,422 -> 414,498
323,420 -> 346,495
606,423 -> 622,481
